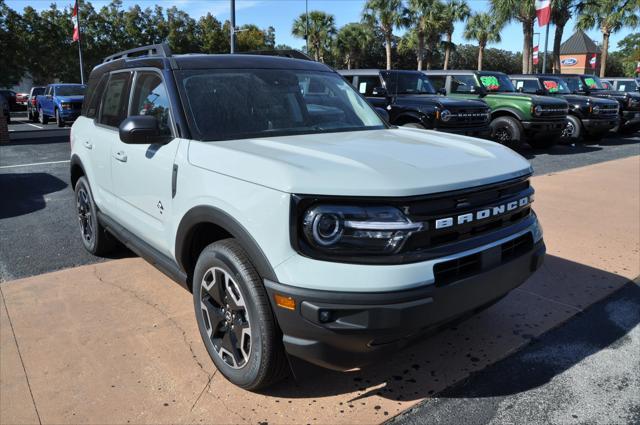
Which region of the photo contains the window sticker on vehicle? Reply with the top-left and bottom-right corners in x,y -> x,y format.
516,81 -> 524,90
359,82 -> 367,94
584,77 -> 597,88
543,80 -> 559,93
479,75 -> 500,91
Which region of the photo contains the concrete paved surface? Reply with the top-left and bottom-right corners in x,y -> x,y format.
1,156 -> 638,424
0,122 -> 638,282
391,280 -> 640,425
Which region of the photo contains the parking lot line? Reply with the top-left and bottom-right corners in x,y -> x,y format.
0,160 -> 70,169
26,123 -> 43,129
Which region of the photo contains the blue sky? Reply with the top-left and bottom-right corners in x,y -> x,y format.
7,0 -> 636,53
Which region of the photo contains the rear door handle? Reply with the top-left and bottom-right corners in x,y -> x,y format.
113,150 -> 127,162
83,141 -> 93,150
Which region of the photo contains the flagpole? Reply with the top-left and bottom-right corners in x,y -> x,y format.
76,0 -> 85,84
542,22 -> 550,74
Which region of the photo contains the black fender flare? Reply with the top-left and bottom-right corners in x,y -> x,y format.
69,154 -> 86,189
491,108 -> 525,121
397,111 -> 432,127
175,205 -> 278,282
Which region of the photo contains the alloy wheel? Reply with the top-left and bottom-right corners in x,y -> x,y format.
199,267 -> 252,369
562,121 -> 576,138
76,187 -> 94,243
494,126 -> 512,143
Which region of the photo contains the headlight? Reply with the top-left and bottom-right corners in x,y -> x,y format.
61,103 -> 71,110
302,205 -> 422,255
533,105 -> 543,116
439,109 -> 452,122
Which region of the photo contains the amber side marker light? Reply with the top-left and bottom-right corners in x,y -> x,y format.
274,294 -> 296,310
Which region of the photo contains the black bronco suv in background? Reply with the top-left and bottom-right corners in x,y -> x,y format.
510,74 -> 619,141
339,69 -> 491,137
547,73 -> 640,133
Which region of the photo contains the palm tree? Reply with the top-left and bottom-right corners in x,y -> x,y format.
292,11 -> 336,62
336,23 -> 371,69
407,0 -> 449,70
363,0 -> 405,69
490,0 -> 536,73
463,12 -> 502,70
576,0 -> 639,77
442,0 -> 470,70
551,0 -> 574,73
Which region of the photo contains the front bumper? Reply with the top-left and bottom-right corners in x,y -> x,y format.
437,124 -> 492,138
59,110 -> 81,121
621,110 -> 640,125
582,116 -> 619,132
522,119 -> 566,136
266,237 -> 545,371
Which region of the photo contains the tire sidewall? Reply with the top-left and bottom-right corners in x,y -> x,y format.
490,116 -> 523,149
563,115 -> 582,140
75,177 -> 99,253
192,244 -> 267,388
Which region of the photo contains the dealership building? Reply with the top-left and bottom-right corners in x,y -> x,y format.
559,30 -> 601,75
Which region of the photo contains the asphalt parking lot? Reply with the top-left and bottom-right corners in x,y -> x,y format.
1,115 -> 639,424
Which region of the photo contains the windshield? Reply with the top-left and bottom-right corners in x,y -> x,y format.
581,75 -> 605,90
478,74 -> 515,92
382,71 -> 436,95
56,85 -> 86,96
178,69 -> 386,141
562,76 -> 585,93
541,78 -> 571,94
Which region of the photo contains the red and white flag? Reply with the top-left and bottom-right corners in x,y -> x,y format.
535,0 -> 551,27
72,0 -> 80,42
533,46 -> 539,65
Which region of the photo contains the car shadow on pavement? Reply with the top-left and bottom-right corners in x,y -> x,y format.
260,255 -> 637,406
0,172 -> 67,219
597,133 -> 640,146
518,143 -> 602,159
6,134 -> 70,146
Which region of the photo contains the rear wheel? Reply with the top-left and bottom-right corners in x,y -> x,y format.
490,116 -> 523,150
193,239 -> 288,390
74,176 -> 115,256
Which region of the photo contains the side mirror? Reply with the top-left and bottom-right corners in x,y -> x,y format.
535,88 -> 546,95
119,115 -> 171,145
517,87 -> 524,93
471,85 -> 487,97
372,86 -> 387,97
437,88 -> 447,96
375,107 -> 390,122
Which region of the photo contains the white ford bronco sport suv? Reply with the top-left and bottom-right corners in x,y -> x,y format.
70,44 -> 545,390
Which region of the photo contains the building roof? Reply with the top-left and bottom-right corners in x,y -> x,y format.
560,30 -> 601,54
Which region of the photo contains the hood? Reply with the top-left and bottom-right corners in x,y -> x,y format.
188,128 -> 532,197
396,95 -> 488,109
57,96 -> 84,102
559,94 -> 618,107
487,92 -> 566,106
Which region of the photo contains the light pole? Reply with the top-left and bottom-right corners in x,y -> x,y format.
230,0 -> 236,54
305,0 -> 309,54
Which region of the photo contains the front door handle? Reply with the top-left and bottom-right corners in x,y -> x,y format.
113,150 -> 127,162
83,141 -> 93,150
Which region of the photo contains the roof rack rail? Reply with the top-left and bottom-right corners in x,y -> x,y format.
244,49 -> 313,61
103,43 -> 172,63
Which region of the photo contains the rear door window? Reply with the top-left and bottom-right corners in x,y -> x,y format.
451,75 -> 477,93
98,72 -> 132,128
356,75 -> 382,96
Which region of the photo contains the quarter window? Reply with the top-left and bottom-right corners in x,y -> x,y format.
99,72 -> 131,128
130,72 -> 172,136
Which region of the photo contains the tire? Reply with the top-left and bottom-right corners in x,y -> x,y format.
560,115 -> 582,142
74,176 -> 115,256
39,108 -> 49,125
55,109 -> 64,127
402,122 -> 426,129
192,239 -> 288,390
489,116 -> 524,150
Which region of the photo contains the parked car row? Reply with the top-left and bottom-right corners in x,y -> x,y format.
340,69 -> 639,150
26,83 -> 86,127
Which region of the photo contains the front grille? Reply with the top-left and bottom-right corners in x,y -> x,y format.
402,177 -> 533,253
445,108 -> 490,125
434,233 -> 533,286
540,105 -> 568,118
598,104 -> 618,117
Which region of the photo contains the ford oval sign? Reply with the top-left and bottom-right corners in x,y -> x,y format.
562,57 -> 578,66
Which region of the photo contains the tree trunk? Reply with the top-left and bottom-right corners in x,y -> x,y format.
552,23 -> 564,73
600,30 -> 609,77
522,21 -> 534,74
313,41 -> 320,62
444,32 -> 452,70
417,31 -> 424,71
385,33 -> 392,70
478,44 -> 484,71
347,55 -> 352,70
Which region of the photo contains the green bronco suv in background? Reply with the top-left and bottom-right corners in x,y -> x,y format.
424,70 -> 569,149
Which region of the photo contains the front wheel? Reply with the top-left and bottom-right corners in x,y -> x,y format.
489,116 -> 523,150
55,109 -> 64,127
39,108 -> 49,125
560,115 -> 582,142
74,176 -> 115,256
193,239 -> 288,390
